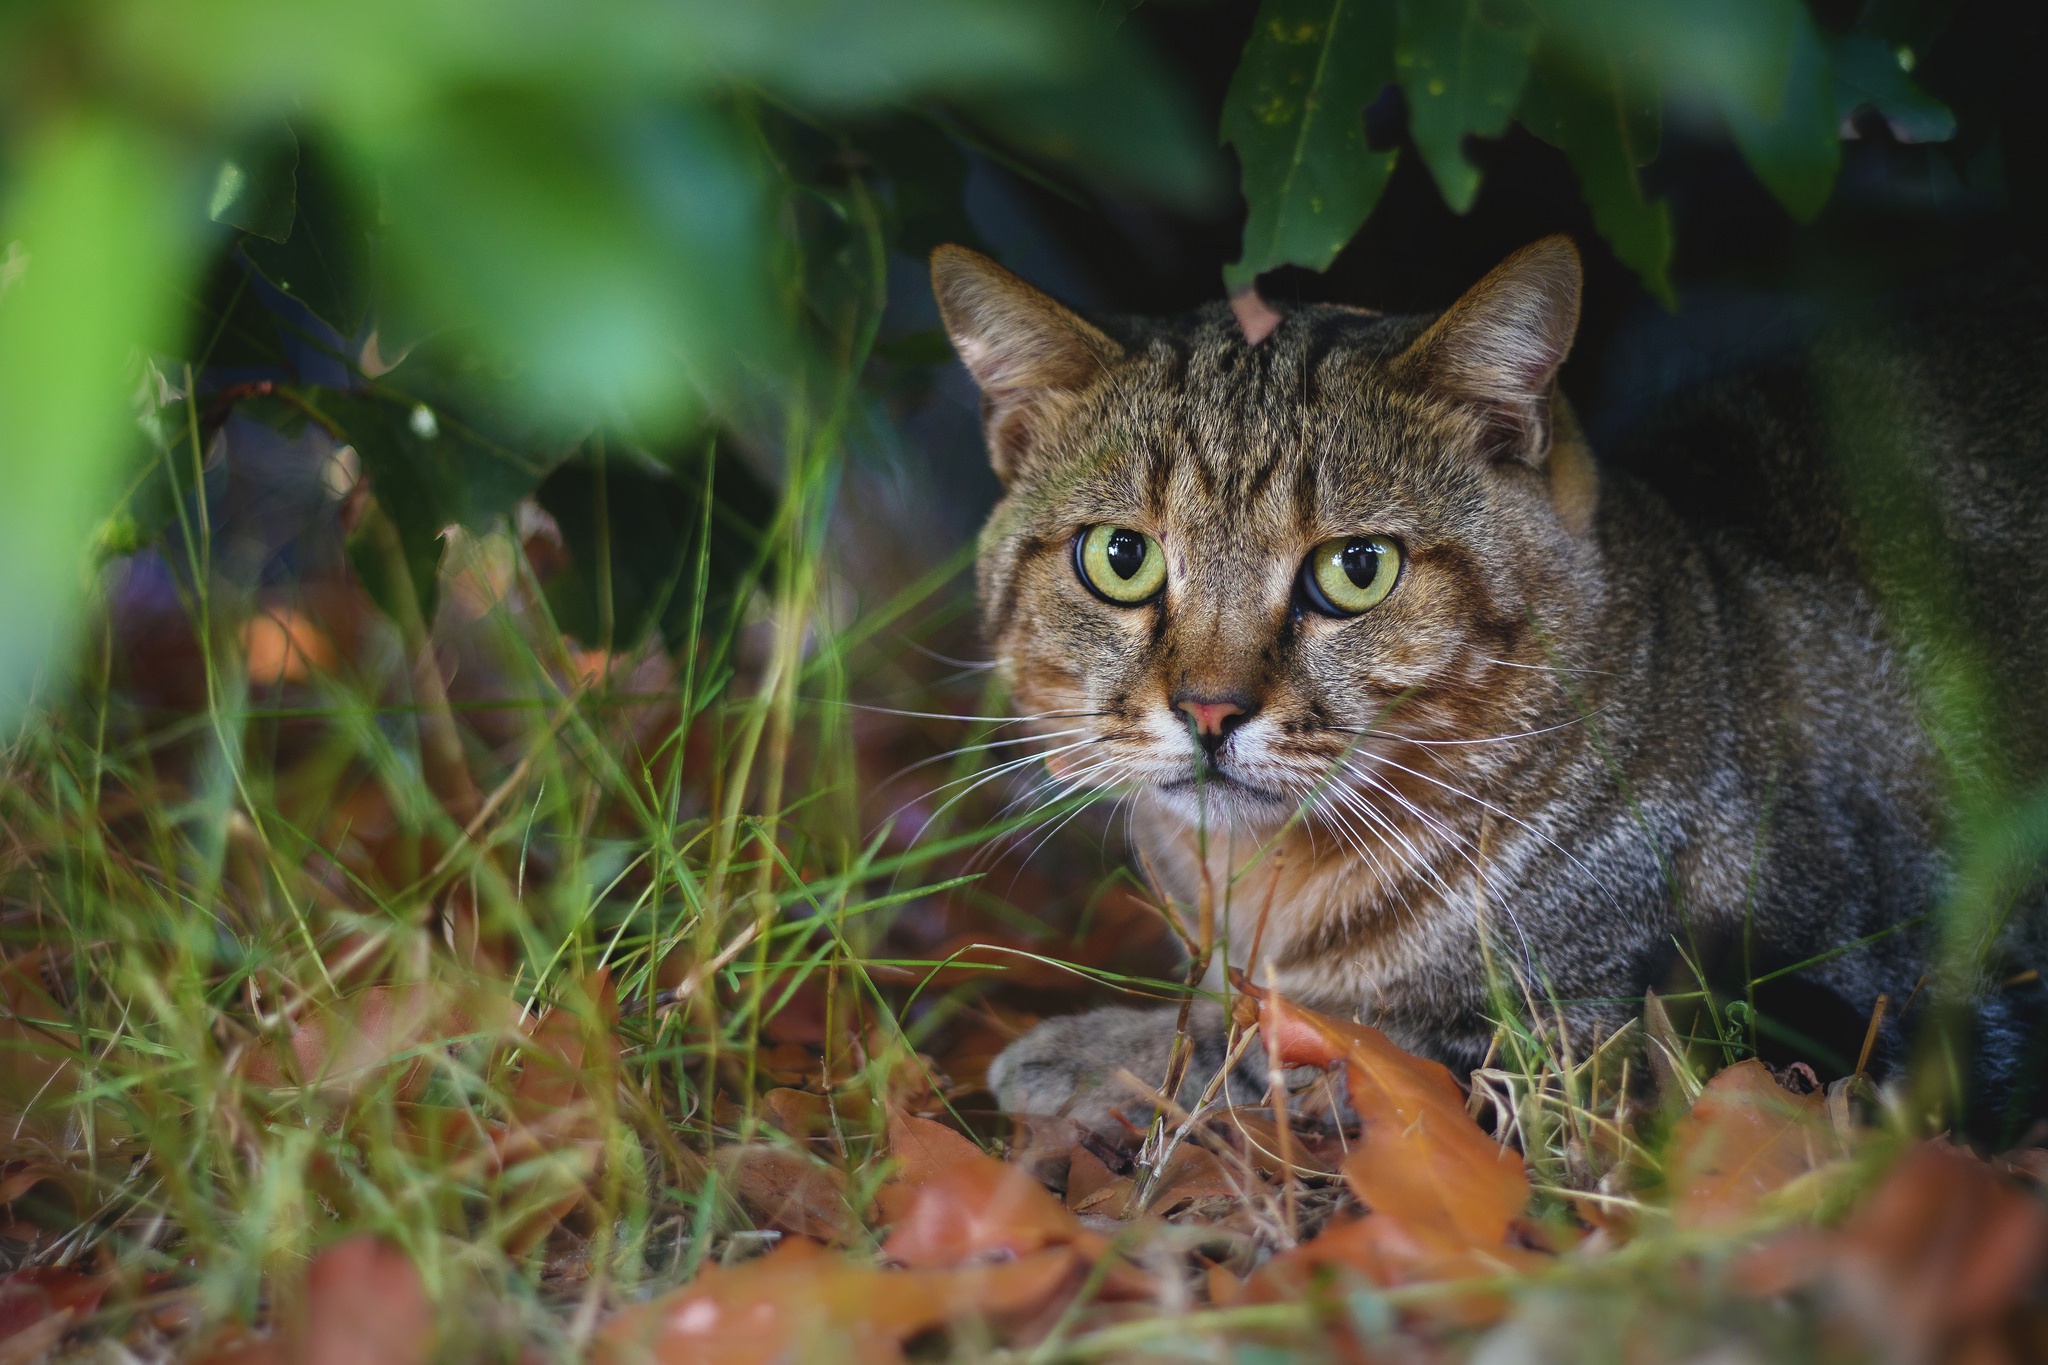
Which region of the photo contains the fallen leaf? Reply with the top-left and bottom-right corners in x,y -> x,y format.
191,1236 -> 432,1365
593,1236 -> 1079,1365
234,983 -> 471,1099
1064,1144 -> 1126,1213
495,971 -> 622,1253
1258,989 -> 1529,1246
762,1087 -> 837,1140
718,1144 -> 860,1243
882,1112 -> 986,1190
1244,1212 -> 1545,1328
242,605 -> 336,685
1740,1141 -> 2048,1361
0,954 -> 80,1145
0,1267 -> 108,1364
1667,1059 -> 1836,1228
881,1147 -> 1094,1267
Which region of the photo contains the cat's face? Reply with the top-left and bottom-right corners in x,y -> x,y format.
935,240 -> 1600,833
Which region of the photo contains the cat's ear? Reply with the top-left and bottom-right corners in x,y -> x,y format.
1394,235 -> 1581,466
932,245 -> 1121,482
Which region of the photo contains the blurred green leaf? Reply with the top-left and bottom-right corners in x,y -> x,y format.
1222,0 -> 1398,291
964,13 -> 1223,213
367,97 -> 775,436
101,0 -> 1116,126
1395,0 -> 1535,213
207,125 -> 298,243
0,118 -> 192,721
1723,12 -> 1839,224
1828,30 -> 1955,144
1521,32 -> 1673,303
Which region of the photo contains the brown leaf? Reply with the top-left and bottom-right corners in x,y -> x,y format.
0,1267 -> 108,1364
594,1237 -> 1080,1365
883,1113 -> 987,1190
718,1144 -> 860,1243
493,971 -> 623,1253
1064,1144 -> 1125,1213
1260,990 -> 1529,1246
763,1087 -> 836,1140
0,954 -> 80,1144
1667,1059 -> 1835,1228
881,1150 -> 1094,1267
1739,1142 -> 2048,1360
242,605 -> 336,685
1147,1141 -> 1253,1218
235,983 -> 471,1098
1244,1212 -> 1546,1329
191,1236 -> 432,1365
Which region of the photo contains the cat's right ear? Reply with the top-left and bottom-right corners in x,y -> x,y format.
931,246 -> 1120,483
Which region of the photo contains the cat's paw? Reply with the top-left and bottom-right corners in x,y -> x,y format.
987,1002 -> 1256,1142
987,1007 -> 1179,1139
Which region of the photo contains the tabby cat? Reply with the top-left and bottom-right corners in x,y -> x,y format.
929,238 -> 2048,1140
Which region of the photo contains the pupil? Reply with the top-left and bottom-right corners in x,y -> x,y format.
1106,529 -> 1146,580
1340,539 -> 1380,589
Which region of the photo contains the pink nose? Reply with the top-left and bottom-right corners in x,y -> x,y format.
1176,698 -> 1247,737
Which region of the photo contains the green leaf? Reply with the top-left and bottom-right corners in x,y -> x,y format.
0,118 -> 193,722
1827,30 -> 1954,144
238,139 -> 377,342
1723,10 -> 1839,223
320,381 -> 578,625
963,12 -> 1225,213
207,125 -> 298,243
1520,33 -> 1673,303
321,394 -> 455,624
1394,0 -> 1535,213
1222,0 -> 1398,291
367,96 -> 778,435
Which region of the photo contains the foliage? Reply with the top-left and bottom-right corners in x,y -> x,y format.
1222,0 -> 1956,297
0,0 -> 2041,1360
0,0 -> 1221,720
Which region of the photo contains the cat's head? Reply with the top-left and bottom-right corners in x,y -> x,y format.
932,239 -> 1602,831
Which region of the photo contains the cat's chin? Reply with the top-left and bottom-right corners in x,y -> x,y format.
1144,775 -> 1295,829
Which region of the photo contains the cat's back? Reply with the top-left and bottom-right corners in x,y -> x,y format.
1590,264 -> 2048,782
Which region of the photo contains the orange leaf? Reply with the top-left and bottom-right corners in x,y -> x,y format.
191,1236 -> 432,1365
882,1155 -> 1093,1267
1738,1141 -> 2048,1359
1261,991 -> 1528,1247
234,984 -> 470,1099
241,606 -> 335,686
594,1237 -> 1078,1365
884,1112 -> 986,1186
718,1145 -> 861,1244
1245,1213 -> 1546,1328
1667,1059 -> 1834,1228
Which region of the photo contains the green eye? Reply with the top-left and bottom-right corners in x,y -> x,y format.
1303,535 -> 1401,615
1075,525 -> 1166,604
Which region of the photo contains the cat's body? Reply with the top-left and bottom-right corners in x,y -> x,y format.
931,240 -> 2048,1138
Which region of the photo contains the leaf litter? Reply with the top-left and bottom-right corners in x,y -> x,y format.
1,522 -> 2043,1364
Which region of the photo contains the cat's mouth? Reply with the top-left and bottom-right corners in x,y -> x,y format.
1154,770 -> 1287,804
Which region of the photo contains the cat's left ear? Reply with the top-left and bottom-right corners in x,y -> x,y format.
1393,235 -> 1581,466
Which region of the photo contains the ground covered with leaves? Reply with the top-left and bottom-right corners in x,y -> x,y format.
0,500 -> 2042,1365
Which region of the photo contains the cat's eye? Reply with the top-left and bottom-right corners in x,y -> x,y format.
1303,535 -> 1401,615
1075,525 -> 1166,605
